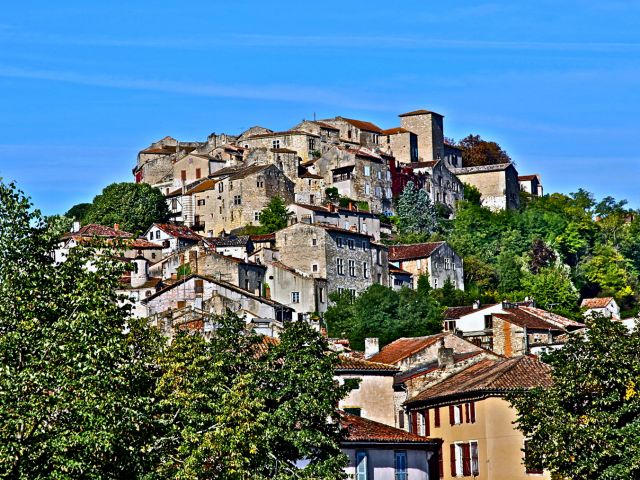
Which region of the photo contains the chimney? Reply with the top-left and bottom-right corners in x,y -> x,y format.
437,338 -> 454,368
114,223 -> 119,231
364,338 -> 379,359
348,201 -> 354,211
472,299 -> 481,310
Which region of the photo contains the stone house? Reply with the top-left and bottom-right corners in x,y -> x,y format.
340,413 -> 442,480
142,273 -> 294,326
264,260 -> 328,325
318,116 -> 383,149
403,356 -> 553,480
581,296 -> 620,319
388,242 -> 464,290
291,120 -> 341,153
133,136 -> 180,185
453,163 -> 521,211
288,202 -> 382,240
294,171 -> 326,206
204,235 -> 254,260
143,223 -> 202,256
55,223 -> 134,263
408,160 -> 464,212
171,153 -> 212,189
240,129 -> 320,164
442,143 -> 463,169
207,164 -> 295,236
518,174 -> 544,197
116,256 -> 163,318
275,222 -> 389,296
389,265 -> 413,290
336,356 -> 399,426
310,146 -> 393,214
398,110 -> 445,162
379,127 -> 419,164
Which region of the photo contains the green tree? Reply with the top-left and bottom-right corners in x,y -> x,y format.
0,181 -> 162,478
84,182 -> 169,234
396,181 -> 437,236
324,187 -> 340,203
154,312 -> 350,479
520,265 -> 579,316
258,196 -> 292,233
65,202 -> 92,222
510,315 -> 640,479
462,183 -> 482,205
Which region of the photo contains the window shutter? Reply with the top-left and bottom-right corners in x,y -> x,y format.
439,446 -> 444,478
465,402 -> 470,423
434,407 -> 440,427
411,411 -> 418,434
470,401 -> 476,423
449,405 -> 455,425
462,443 -> 471,476
424,409 -> 430,436
398,410 -> 405,429
450,444 -> 457,477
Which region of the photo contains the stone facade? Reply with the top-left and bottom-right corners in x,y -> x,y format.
454,163 -> 520,211
288,202 -> 382,241
410,160 -> 464,212
389,242 -> 465,291
275,223 -> 389,295
239,130 -> 319,164
398,110 -> 445,162
379,128 -> 418,164
318,116 -> 383,149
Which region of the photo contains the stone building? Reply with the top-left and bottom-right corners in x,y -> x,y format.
318,116 -> 383,149
206,164 -> 295,236
398,110 -> 445,162
291,120 -> 342,153
379,127 -> 419,164
309,146 -> 393,214
240,129 -> 320,164
275,222 -> 389,295
408,160 -> 464,212
116,256 -> 163,318
143,223 -> 202,256
388,242 -> 464,291
443,143 -> 463,169
453,163 -> 521,211
288,202 -> 382,240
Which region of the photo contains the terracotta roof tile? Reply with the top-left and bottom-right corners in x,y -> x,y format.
336,356 -> 399,372
340,412 -> 438,444
154,223 -> 202,241
381,127 -> 411,135
63,224 -> 134,239
388,242 -> 444,262
406,356 -> 552,405
368,333 -> 448,365
398,109 -> 442,117
338,117 -> 383,133
444,304 -> 496,319
518,174 -> 539,181
581,297 -> 615,309
514,306 -> 584,329
493,312 -> 563,331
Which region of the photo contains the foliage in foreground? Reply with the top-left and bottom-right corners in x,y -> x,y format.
0,181 -> 350,479
509,315 -> 640,480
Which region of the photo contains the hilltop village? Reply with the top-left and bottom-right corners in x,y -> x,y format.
54,109 -> 625,479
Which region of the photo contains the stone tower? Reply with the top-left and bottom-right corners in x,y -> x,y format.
131,256 -> 149,288
399,109 -> 445,162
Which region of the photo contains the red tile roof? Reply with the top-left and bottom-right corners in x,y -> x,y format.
443,304 -> 496,319
388,242 -> 444,262
398,109 -> 442,117
154,223 -> 202,241
493,312 -> 563,331
581,297 -> 615,309
313,121 -> 340,131
339,117 -> 383,133
63,224 -> 134,239
512,306 -> 584,329
129,238 -> 163,249
406,356 -> 553,405
336,356 -> 399,373
518,174 -> 539,181
340,413 -> 438,444
250,233 -> 276,242
368,333 -> 448,365
381,127 -> 411,135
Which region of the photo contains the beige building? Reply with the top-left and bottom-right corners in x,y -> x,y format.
380,127 -> 419,164
454,163 -> 521,211
388,242 -> 464,291
206,164 -> 295,236
318,116 -> 383,149
240,129 -> 320,164
518,174 -> 544,197
398,110 -> 445,162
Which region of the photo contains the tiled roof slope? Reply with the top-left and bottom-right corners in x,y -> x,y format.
406,356 -> 552,405
493,312 -> 563,331
388,242 -> 444,262
444,304 -> 496,319
336,356 -> 399,372
63,224 -> 134,239
368,333 -> 448,365
399,109 -> 442,117
581,297 -> 615,309
340,413 -> 437,443
512,306 -> 584,329
339,117 -> 383,133
154,223 -> 202,241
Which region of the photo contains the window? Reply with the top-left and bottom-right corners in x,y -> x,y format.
348,288 -> 357,298
394,451 -> 407,480
348,239 -> 355,249
470,441 -> 479,476
291,291 -> 300,303
171,198 -> 178,210
312,263 -> 319,273
155,231 -> 161,239
465,402 -> 476,423
233,195 -> 242,206
197,199 -> 206,206
312,237 -> 317,246
450,404 -> 463,425
318,287 -> 324,302
364,165 -> 371,177
398,410 -> 405,429
181,170 -> 187,182
254,211 -> 260,222
444,257 -> 451,270
195,168 -> 201,179
344,407 -> 361,416
444,320 -> 456,331
363,262 -> 369,278
362,240 -> 368,251
524,439 -> 543,474
194,215 -> 201,225
308,138 -> 316,151
218,182 -> 224,193
364,183 -> 371,195
348,260 -> 356,276
194,279 -> 204,294
356,451 -> 368,480
484,315 -> 493,330
337,237 -> 344,248
434,407 -> 440,427
151,253 -> 156,259
337,258 -> 344,275
272,139 -> 280,149
256,179 -> 264,188
149,232 -> 153,240
177,300 -> 186,309
377,170 -> 382,180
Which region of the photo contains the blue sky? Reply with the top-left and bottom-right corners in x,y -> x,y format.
0,1 -> 638,215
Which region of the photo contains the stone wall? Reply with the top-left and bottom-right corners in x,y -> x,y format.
399,112 -> 444,162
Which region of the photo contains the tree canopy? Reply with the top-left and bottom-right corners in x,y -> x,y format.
456,134 -> 512,167
83,182 -> 170,234
509,315 -> 640,479
258,196 -> 292,233
395,181 -> 438,242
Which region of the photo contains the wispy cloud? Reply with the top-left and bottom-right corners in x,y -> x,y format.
0,65 -> 389,111
1,27 -> 640,53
